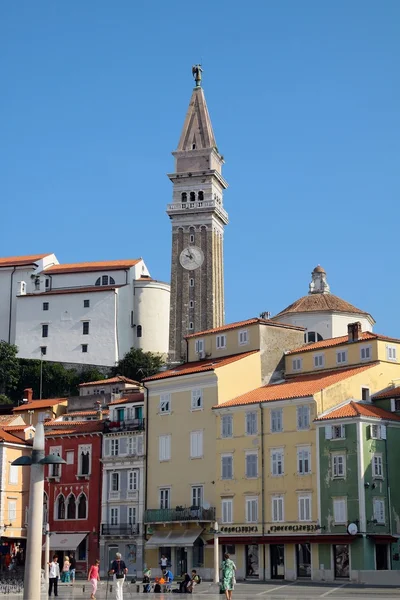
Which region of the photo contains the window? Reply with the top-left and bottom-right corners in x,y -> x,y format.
298,495 -> 311,522
221,414 -> 233,438
373,498 -> 385,524
190,192 -> 196,202
222,499 -> 233,523
82,344 -> 88,353
189,300 -> 194,308
181,192 -> 187,202
84,299 -> 90,308
272,496 -> 284,522
111,472 -> 119,492
137,325 -> 142,337
297,405 -> 310,430
45,278 -> 50,289
40,346 -> 47,355
332,454 -> 346,478
160,488 -> 170,509
271,408 -> 283,433
386,345 -> 397,361
9,465 -> 18,485
192,486 -> 203,507
333,498 -> 347,524
216,334 -> 227,349
127,506 -> 136,525
245,453 -> 258,478
362,387 -> 370,401
245,411 -> 257,435
57,495 -> 65,519
195,339 -> 204,354
67,494 -> 76,519
292,358 -> 302,372
360,345 -> 372,361
325,424 -> 345,440
111,439 -> 119,456
238,329 -> 249,345
297,447 -> 311,474
313,353 -> 325,368
128,435 -> 144,456
8,500 -> 16,522
372,454 -> 383,478
221,454 -> 233,479
246,497 -> 258,523
128,470 -> 139,491
189,278 -> 194,287
79,445 -> 91,475
271,449 -> 284,476
43,302 -> 49,311
160,393 -> 171,414
49,447 -> 61,477
66,451 -> 74,465
370,424 -> 386,440
159,434 -> 171,461
190,430 -> 203,458
82,321 -> 89,335
77,494 -> 87,519
191,388 -> 203,410
336,350 -> 347,365
190,234 -> 195,243
198,191 -> 204,201
42,324 -> 48,338
110,507 -> 119,525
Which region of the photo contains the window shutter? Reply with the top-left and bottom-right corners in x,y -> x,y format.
105,439 -> 110,456
137,436 -> 144,455
391,398 -> 396,412
325,426 -> 332,440
159,436 -> 165,460
340,425 -> 345,438
380,425 -> 387,440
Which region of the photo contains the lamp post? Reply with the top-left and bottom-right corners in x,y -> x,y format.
11,422 -> 66,600
212,521 -> 220,584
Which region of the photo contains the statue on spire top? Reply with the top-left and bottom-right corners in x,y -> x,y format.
192,64 -> 203,87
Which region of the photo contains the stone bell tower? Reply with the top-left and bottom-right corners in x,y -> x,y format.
167,66 -> 229,363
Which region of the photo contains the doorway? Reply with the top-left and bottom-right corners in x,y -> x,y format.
376,544 -> 389,570
296,543 -> 311,578
245,544 -> 259,577
333,545 -> 349,579
176,547 -> 187,575
270,544 -> 285,579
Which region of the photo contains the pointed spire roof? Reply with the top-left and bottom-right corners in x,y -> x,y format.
177,87 -> 217,152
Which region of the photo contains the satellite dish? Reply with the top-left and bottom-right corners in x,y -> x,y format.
203,501 -> 210,509
347,523 -> 358,536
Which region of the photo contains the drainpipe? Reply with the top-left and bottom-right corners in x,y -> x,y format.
259,402 -> 266,580
384,435 -> 393,569
8,267 -> 16,342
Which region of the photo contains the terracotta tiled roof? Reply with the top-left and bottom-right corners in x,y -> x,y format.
275,293 -> 371,319
373,387 -> 400,400
21,285 -> 123,297
45,421 -> 104,436
0,415 -> 18,425
185,318 -> 304,339
13,398 -> 67,412
0,254 -> 50,268
43,259 -> 141,274
109,393 -> 144,406
315,401 -> 400,422
0,429 -> 31,444
144,351 -> 259,382
79,376 -> 141,387
286,331 -> 400,355
63,409 -> 110,418
3,425 -> 33,432
215,364 -> 375,408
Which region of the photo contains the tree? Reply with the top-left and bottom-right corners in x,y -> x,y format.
0,341 -> 20,395
112,348 -> 165,381
0,394 -> 14,405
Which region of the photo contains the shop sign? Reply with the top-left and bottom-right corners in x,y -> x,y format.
220,525 -> 259,534
267,524 -> 319,534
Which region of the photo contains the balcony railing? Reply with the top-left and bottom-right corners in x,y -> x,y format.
104,418 -> 145,433
144,506 -> 216,524
101,523 -> 140,536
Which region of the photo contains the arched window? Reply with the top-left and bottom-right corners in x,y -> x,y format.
198,191 -> 204,201
181,192 -> 187,202
57,495 -> 65,520
77,494 -> 87,519
137,325 -> 142,338
67,494 -> 76,520
95,275 -> 116,286
304,331 -> 323,343
190,192 -> 195,202
81,451 -> 90,475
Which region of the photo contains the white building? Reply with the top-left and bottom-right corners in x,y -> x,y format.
271,265 -> 375,341
8,256 -> 170,367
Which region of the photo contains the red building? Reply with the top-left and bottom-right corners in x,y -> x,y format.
44,420 -> 103,575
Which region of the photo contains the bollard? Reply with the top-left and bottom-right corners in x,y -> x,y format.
82,584 -> 85,593
136,584 -> 140,592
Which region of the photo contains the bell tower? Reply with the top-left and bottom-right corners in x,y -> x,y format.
167,66 -> 229,363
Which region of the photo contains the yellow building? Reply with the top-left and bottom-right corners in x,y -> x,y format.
12,391 -> 67,427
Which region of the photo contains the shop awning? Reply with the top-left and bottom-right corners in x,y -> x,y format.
208,535 -> 358,545
367,535 -> 399,544
146,528 -> 202,549
42,532 -> 88,550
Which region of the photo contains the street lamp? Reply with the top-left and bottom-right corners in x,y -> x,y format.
12,422 -> 66,600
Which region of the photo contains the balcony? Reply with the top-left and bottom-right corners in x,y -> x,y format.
104,418 -> 145,433
101,523 -> 140,536
144,506 -> 216,524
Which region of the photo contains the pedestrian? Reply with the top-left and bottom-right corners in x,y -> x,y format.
109,552 -> 128,600
162,567 -> 174,592
61,555 -> 70,583
160,554 -> 168,572
221,553 -> 236,600
88,558 -> 100,600
69,552 -> 76,586
48,554 -> 60,597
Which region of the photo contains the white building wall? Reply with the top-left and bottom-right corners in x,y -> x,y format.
133,280 -> 170,356
273,311 -> 373,342
330,312 -> 373,337
116,285 -> 135,360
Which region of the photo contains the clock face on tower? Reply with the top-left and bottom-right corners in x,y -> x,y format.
179,246 -> 204,270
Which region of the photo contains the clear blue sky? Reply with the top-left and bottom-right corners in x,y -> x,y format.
1,1 -> 399,335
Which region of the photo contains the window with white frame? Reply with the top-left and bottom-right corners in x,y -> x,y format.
332,454 -> 346,478
8,500 -> 16,521
245,452 -> 258,478
271,408 -> 283,433
159,488 -> 170,509
245,411 -> 257,435
362,387 -> 370,401
272,495 -> 284,522
159,434 -> 171,461
238,329 -> 249,345
191,486 -> 203,507
221,414 -> 233,438
325,424 -> 345,440
245,497 -> 258,523
111,439 -> 119,456
66,451 -> 74,465
333,498 -> 347,524
372,454 -> 383,478
373,498 -> 385,524
49,446 -> 62,477
9,465 -> 18,485
128,470 -> 139,491
298,494 -> 312,521
221,498 -> 233,523
360,345 -> 372,361
195,339 -> 204,354
128,506 -> 136,525
386,345 -> 397,361
78,444 -> 91,475
271,448 -> 284,476
190,430 -> 203,458
110,507 -> 119,525
128,435 -> 144,456
160,393 -> 171,414
191,388 -> 203,410
297,447 -> 311,474
313,353 -> 325,368
292,358 -> 302,372
216,334 -> 227,349
111,472 -> 119,492
297,405 -> 310,430
370,424 -> 386,440
221,454 -> 233,479
336,350 -> 348,365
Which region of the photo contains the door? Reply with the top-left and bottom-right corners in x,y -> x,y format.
296,543 -> 311,578
376,544 -> 389,570
333,545 -> 349,579
245,544 -> 259,577
176,547 -> 187,575
270,544 -> 285,579
108,545 -> 119,572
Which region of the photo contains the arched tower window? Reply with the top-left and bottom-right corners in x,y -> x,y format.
190,192 -> 195,202
198,191 -> 204,201
77,494 -> 87,519
137,325 -> 142,338
95,275 -> 116,286
304,331 -> 323,343
67,494 -> 76,520
181,192 -> 187,202
56,495 -> 65,520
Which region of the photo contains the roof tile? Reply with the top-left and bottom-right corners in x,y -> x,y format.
315,400 -> 400,422
373,387 -> 400,400
286,331 -> 400,355
0,254 -> 50,268
275,293 -> 370,318
45,421 -> 104,436
185,318 -> 304,339
13,398 -> 67,412
109,393 -> 144,406
43,259 -> 141,274
79,376 -> 141,387
21,285 -> 123,297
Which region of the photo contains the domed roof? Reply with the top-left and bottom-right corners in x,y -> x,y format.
275,293 -> 370,318
313,265 -> 325,274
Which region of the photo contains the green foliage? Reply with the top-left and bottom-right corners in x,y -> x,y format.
112,348 -> 164,381
0,341 -> 20,395
0,394 -> 13,405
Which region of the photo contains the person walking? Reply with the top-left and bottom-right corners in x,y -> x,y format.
160,554 -> 168,573
69,552 -> 76,586
48,555 -> 60,597
221,553 -> 236,600
61,556 -> 70,583
88,559 -> 100,600
109,552 -> 128,600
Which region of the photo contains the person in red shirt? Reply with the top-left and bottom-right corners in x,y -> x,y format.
88,559 -> 100,600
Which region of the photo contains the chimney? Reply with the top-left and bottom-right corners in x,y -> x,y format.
23,388 -> 33,402
348,322 -> 362,342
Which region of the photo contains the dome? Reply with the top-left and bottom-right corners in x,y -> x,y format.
275,293 -> 370,319
313,265 -> 325,274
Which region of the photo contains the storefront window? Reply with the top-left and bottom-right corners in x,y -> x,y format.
193,538 -> 204,567
333,545 -> 349,579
